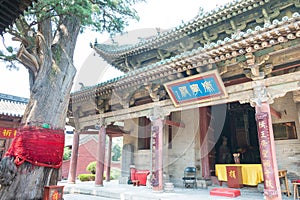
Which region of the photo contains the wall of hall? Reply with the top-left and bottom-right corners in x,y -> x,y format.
271,92 -> 300,179
121,108 -> 201,187
167,109 -> 200,187
123,118 -> 151,170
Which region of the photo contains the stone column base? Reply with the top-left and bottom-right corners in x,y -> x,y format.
197,179 -> 212,189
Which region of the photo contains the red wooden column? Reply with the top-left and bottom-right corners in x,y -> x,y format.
67,130 -> 79,184
255,102 -> 282,200
199,107 -> 210,179
106,135 -> 112,182
95,125 -> 106,186
151,114 -> 164,191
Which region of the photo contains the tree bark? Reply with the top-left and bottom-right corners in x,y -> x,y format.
0,16 -> 80,200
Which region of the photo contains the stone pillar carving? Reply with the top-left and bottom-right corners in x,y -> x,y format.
67,129 -> 80,184
121,144 -> 134,183
106,135 -> 112,182
95,118 -> 107,186
250,79 -> 273,107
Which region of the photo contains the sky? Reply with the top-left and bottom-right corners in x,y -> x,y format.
0,0 -> 232,98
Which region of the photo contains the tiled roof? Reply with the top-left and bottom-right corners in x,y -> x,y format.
0,93 -> 28,117
72,12 -> 300,99
94,0 -> 253,55
92,0 -> 299,76
0,0 -> 37,34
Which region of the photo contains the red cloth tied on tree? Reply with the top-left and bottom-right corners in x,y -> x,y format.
5,126 -> 65,168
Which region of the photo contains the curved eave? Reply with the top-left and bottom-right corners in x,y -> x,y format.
0,100 -> 27,117
0,0 -> 37,34
71,13 -> 300,102
93,0 -> 268,59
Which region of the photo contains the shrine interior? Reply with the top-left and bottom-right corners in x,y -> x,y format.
214,102 -> 261,168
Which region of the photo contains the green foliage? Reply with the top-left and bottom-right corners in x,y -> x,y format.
110,168 -> 121,180
6,46 -> 13,53
86,161 -> 120,180
78,174 -> 95,181
28,0 -> 144,35
1,0 -> 144,63
112,144 -> 121,161
63,147 -> 72,160
86,161 -> 96,174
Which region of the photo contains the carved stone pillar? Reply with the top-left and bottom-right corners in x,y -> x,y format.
67,129 -> 80,184
95,118 -> 106,186
106,135 -> 112,182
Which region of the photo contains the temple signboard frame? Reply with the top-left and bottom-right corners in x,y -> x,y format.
0,127 -> 17,139
164,70 -> 228,107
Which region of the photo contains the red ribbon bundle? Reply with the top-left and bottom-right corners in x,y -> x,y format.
5,126 -> 65,168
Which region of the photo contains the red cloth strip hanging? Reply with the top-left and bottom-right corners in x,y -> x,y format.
5,126 -> 65,168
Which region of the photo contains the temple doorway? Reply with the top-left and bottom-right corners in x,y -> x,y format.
215,102 -> 261,166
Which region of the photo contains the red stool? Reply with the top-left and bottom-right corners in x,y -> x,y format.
292,180 -> 300,200
132,180 -> 140,186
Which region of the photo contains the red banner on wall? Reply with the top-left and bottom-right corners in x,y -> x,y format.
256,112 -> 278,198
0,127 -> 17,138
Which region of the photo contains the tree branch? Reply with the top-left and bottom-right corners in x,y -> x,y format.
16,45 -> 38,75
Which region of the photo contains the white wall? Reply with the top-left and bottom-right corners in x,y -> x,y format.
167,109 -> 200,187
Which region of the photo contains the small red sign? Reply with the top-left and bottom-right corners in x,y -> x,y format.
0,127 -> 17,138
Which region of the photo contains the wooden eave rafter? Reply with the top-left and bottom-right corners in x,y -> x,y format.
0,0 -> 36,34
164,119 -> 185,128
0,114 -> 22,121
72,15 -> 300,102
76,70 -> 300,129
80,125 -> 128,137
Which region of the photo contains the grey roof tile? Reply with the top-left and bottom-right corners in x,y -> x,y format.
0,93 -> 28,117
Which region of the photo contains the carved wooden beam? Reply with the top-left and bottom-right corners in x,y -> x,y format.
78,71 -> 300,128
240,52 -> 272,80
270,106 -> 281,119
80,130 -> 98,134
80,126 -> 128,137
163,119 -> 185,128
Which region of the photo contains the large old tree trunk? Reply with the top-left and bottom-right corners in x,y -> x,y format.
0,16 -> 80,200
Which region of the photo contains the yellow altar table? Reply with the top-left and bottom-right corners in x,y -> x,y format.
215,164 -> 264,186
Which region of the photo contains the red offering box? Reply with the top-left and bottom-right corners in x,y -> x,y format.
226,166 -> 243,188
210,188 -> 241,197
